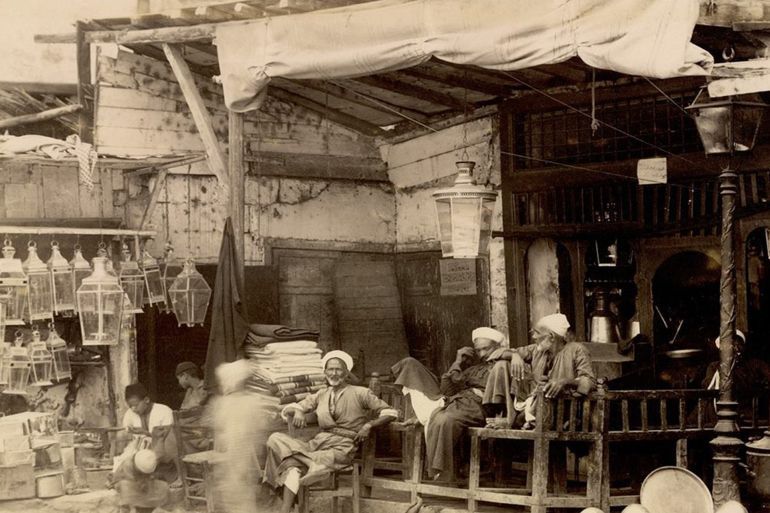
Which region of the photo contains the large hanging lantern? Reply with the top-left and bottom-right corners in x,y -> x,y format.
118,244 -> 144,314
432,161 -> 498,258
0,240 -> 28,326
23,241 -> 53,322
3,332 -> 31,395
28,329 -> 53,387
70,245 -> 91,313
47,324 -> 71,382
48,242 -> 75,316
686,88 -> 767,155
169,259 -> 211,327
161,244 -> 183,314
76,256 -> 124,346
140,248 -> 166,307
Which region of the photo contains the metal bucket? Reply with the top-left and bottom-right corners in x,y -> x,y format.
745,431 -> 770,499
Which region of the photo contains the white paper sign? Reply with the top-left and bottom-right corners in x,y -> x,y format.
637,157 -> 667,185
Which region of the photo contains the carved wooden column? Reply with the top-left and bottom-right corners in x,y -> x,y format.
711,167 -> 742,507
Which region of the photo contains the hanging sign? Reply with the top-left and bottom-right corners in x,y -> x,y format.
439,259 -> 477,296
637,157 -> 667,185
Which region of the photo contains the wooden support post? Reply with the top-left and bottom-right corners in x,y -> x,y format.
162,43 -> 229,195
75,22 -> 92,143
228,110 -> 245,285
0,104 -> 82,130
140,169 -> 168,230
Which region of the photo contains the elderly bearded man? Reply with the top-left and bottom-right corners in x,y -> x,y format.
509,313 -> 595,428
391,327 -> 512,481
264,350 -> 398,513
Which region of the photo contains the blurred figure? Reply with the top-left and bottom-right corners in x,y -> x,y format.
112,448 -> 170,513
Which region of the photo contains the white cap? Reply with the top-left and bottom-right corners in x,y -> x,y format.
471,327 -> 505,346
535,313 -> 571,338
133,449 -> 158,474
216,359 -> 255,395
322,350 -> 354,371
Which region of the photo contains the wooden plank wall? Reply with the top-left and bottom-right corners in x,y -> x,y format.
95,49 -> 379,159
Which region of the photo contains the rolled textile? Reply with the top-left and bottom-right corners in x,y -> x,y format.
250,373 -> 325,385
248,324 -> 320,340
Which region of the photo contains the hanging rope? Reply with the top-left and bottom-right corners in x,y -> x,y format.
590,69 -> 600,136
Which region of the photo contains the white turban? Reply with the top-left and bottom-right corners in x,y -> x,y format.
535,313 -> 571,338
216,359 -> 255,395
322,350 -> 354,371
472,327 -> 505,346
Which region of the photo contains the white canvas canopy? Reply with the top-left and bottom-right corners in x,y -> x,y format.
215,0 -> 714,112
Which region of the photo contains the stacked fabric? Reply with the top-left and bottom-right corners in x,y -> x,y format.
244,324 -> 326,406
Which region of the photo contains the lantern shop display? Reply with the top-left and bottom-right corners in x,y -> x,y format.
118,245 -> 145,314
3,332 -> 31,395
28,329 -> 53,387
432,161 -> 498,259
140,249 -> 166,307
47,242 -> 75,316
76,256 -> 125,346
23,242 -> 53,322
69,245 -> 91,313
161,245 -> 183,314
169,259 -> 212,327
0,240 -> 28,326
46,325 -> 71,382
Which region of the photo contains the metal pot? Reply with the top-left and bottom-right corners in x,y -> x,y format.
744,431 -> 770,499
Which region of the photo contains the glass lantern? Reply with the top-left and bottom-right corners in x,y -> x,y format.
169,259 -> 212,327
0,342 -> 9,386
70,245 -> 91,313
140,248 -> 166,307
432,161 -> 498,259
161,244 -> 183,314
686,88 -> 767,155
3,332 -> 31,395
47,324 -> 71,381
28,329 -> 53,387
48,242 -> 75,316
118,244 -> 145,314
0,240 -> 28,326
76,256 -> 125,346
23,241 -> 54,322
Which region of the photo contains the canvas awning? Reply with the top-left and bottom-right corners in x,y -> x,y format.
215,0 -> 714,112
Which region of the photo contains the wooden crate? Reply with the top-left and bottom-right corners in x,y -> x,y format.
0,463 -> 35,500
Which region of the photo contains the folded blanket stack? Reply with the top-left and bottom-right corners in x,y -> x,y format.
244,324 -> 326,404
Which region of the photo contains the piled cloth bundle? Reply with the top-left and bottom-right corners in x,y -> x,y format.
244,324 -> 326,407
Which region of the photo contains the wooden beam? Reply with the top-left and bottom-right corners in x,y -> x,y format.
76,22 -> 93,143
708,58 -> 770,97
698,0 -> 770,28
162,43 -> 229,193
534,62 -> 589,83
245,151 -> 388,182
229,110 -> 245,287
268,86 -> 386,136
139,169 -> 168,230
35,23 -> 221,45
354,74 -> 470,111
0,104 -> 82,130
384,104 -> 499,144
0,82 -> 77,95
399,65 -> 513,98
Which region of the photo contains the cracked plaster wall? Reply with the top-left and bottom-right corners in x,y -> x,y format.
380,116 -> 509,336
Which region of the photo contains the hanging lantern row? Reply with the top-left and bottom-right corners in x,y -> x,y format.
0,326 -> 71,395
0,240 -> 28,326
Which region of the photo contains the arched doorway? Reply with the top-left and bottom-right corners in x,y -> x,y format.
652,251 -> 720,385
746,227 -> 770,359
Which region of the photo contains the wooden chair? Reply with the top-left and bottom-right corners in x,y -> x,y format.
172,407 -> 217,513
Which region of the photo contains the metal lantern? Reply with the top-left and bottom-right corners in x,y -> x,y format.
70,245 -> 91,313
161,244 -> 183,314
0,240 -> 28,326
23,241 -> 53,322
3,332 -> 31,395
140,249 -> 166,307
118,244 -> 144,314
686,88 -> 767,155
47,324 -> 71,381
28,329 -> 53,387
169,259 -> 211,327
48,242 -> 75,316
0,342 -> 9,386
76,256 -> 124,346
432,161 -> 498,258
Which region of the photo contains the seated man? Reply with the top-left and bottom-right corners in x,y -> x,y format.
176,361 -> 209,410
113,449 -> 170,513
391,327 -> 512,481
117,383 -> 177,483
509,313 -> 596,428
264,350 -> 398,513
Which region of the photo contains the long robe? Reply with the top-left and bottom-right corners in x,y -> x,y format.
512,341 -> 596,399
263,384 -> 393,488
392,356 -> 510,477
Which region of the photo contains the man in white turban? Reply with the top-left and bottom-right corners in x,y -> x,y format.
390,326 -> 512,481
264,350 -> 398,513
509,313 -> 595,428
